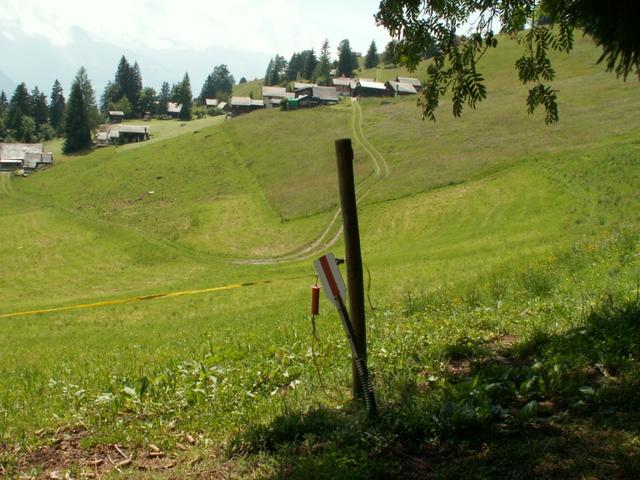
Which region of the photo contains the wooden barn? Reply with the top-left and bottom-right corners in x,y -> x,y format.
353,80 -> 389,97
396,76 -> 423,91
108,110 -> 125,123
385,81 -> 418,96
262,86 -> 295,108
332,77 -> 357,96
230,96 -> 264,115
167,102 -> 182,117
295,86 -> 339,107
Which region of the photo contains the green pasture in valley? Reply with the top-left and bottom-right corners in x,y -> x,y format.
1,33 -> 639,478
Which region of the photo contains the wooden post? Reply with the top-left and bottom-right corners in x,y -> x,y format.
335,138 -> 366,399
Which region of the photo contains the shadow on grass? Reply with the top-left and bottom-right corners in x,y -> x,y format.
230,298 -> 640,479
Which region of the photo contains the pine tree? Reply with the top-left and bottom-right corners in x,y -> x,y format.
304,49 -> 318,80
178,73 -> 193,120
264,59 -> 275,86
314,39 -> 332,85
131,62 -> 143,115
158,82 -> 170,114
49,80 -> 66,135
337,39 -> 356,77
31,87 -> 49,126
364,40 -> 380,69
75,67 -> 99,130
6,83 -> 31,139
0,91 -> 8,116
100,81 -> 119,113
63,78 -> 91,153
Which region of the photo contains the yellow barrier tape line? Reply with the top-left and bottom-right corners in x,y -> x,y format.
0,275 -> 311,319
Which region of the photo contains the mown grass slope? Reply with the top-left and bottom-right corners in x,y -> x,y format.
1,33 -> 639,479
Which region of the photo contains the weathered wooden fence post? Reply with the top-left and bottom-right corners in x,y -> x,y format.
335,138 -> 367,399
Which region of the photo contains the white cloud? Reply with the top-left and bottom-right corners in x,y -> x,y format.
0,0 -> 391,57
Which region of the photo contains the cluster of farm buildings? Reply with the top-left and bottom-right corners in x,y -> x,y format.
227,76 -> 422,116
0,76 -> 423,171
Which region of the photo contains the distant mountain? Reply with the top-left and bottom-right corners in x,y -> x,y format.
0,23 -> 271,98
0,70 -> 16,95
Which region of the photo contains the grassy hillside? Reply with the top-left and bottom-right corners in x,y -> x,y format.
1,33 -> 639,478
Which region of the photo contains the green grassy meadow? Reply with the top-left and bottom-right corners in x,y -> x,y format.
1,34 -> 640,478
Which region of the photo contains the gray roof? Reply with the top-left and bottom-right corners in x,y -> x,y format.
119,125 -> 148,134
386,81 -> 417,94
108,110 -> 125,116
358,77 -> 374,82
0,143 -> 43,161
218,101 -> 227,110
167,102 -> 182,113
231,96 -> 252,106
205,98 -> 218,106
311,86 -> 339,102
358,80 -> 387,90
262,86 -> 286,97
397,76 -> 422,87
294,82 -> 317,90
332,77 -> 357,88
250,99 -> 265,107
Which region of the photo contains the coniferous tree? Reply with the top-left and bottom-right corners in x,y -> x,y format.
31,87 -> 49,126
131,62 -> 143,115
314,39 -> 332,85
178,73 -> 193,120
100,81 -> 119,114
383,40 -> 399,67
239,77 -> 247,84
364,41 -> 380,69
264,59 -> 275,86
63,77 -> 91,153
0,91 -> 8,116
337,39 -> 357,77
75,67 -> 99,130
304,49 -> 318,80
6,83 -> 31,138
49,80 -> 66,135
158,82 -> 170,115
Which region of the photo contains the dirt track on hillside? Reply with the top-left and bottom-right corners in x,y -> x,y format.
234,99 -> 390,265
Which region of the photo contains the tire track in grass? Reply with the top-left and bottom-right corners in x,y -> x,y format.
236,99 -> 390,265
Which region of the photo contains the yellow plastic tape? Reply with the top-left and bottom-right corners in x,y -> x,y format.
0,275 -> 311,319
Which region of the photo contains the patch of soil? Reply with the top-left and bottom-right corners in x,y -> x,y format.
6,425 -> 186,479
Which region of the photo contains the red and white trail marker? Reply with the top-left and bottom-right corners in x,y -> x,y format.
313,253 -> 347,308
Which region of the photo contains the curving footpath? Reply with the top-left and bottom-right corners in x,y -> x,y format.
235,99 -> 390,265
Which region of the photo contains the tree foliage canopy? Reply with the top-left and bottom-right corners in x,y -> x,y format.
375,0 -> 640,123
199,65 -> 235,102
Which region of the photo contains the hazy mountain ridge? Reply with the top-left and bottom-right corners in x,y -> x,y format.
0,22 -> 271,96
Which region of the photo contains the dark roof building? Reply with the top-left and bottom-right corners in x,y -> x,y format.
332,77 -> 357,96
230,96 -> 264,115
353,80 -> 389,97
295,86 -> 340,107
108,110 -> 125,123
